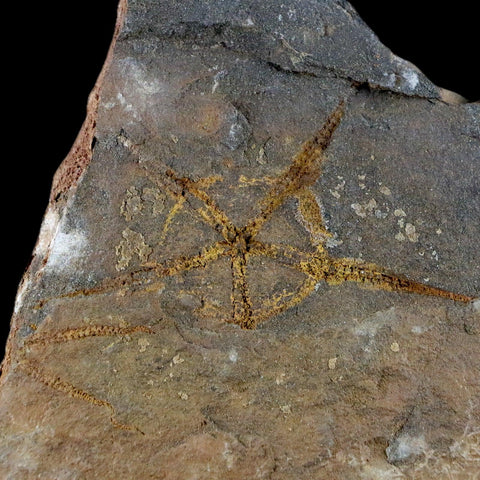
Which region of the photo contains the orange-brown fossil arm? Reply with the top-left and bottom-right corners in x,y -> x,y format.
248,241 -> 314,268
165,169 -> 237,242
143,240 -> 229,276
19,323 -> 154,434
19,358 -> 144,434
294,187 -> 332,243
24,324 -> 154,346
132,162 -> 235,241
239,241 -> 474,308
242,241 -> 319,326
35,241 -> 229,308
253,276 -> 319,326
245,101 -> 344,238
301,256 -> 475,303
230,248 -> 254,329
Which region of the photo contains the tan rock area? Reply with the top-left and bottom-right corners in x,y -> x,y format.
1,0 -> 479,478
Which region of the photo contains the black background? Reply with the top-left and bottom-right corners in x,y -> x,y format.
1,1 -> 477,359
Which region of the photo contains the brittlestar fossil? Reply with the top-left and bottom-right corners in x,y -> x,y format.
37,101 -> 474,328
21,101 -> 474,431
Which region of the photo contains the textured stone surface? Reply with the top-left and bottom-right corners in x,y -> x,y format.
1,1 -> 479,478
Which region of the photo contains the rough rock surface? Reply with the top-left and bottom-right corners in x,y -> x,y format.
1,1 -> 479,478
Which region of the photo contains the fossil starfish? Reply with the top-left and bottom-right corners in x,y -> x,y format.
38,101 -> 474,329
22,100 -> 474,432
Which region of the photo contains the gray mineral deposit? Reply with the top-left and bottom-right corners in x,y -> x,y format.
1,1 -> 479,479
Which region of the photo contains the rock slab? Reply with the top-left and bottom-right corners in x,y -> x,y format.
1,1 -> 479,478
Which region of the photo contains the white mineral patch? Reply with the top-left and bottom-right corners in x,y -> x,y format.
46,223 -> 88,272
325,235 -> 343,248
222,443 -> 235,470
115,228 -> 152,271
473,299 -> 480,313
411,325 -> 431,334
357,462 -> 406,480
102,100 -> 116,110
390,341 -> 400,352
351,203 -> 365,217
228,349 -> 238,363
228,122 -> 244,147
110,57 -> 173,125
123,58 -> 165,96
383,72 -> 397,88
138,338 -> 150,352
15,210 -> 61,311
351,198 -> 377,218
13,277 -> 32,314
178,391 -> 189,400
172,354 -> 184,365
223,110 -> 250,150
330,189 -> 341,199
386,434 -> 427,463
212,70 -> 227,93
402,69 -> 419,90
34,208 -> 60,258
354,307 -> 397,338
116,92 -> 134,112
405,223 -> 419,242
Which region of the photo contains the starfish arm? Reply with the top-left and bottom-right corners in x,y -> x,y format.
248,240 -> 314,270
165,170 -> 237,241
144,240 -> 229,276
160,195 -> 186,240
254,277 -> 319,326
19,359 -> 143,433
245,101 -> 344,238
24,324 -> 154,346
34,271 -> 144,308
230,250 -> 254,329
303,256 -> 474,303
35,241 -> 229,309
294,187 -> 332,244
130,161 -> 235,242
